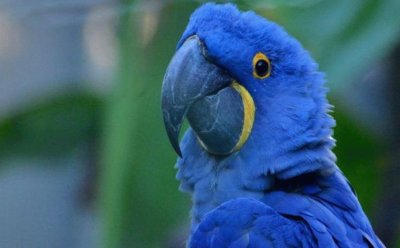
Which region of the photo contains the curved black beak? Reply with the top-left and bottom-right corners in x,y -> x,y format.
162,36 -> 255,157
161,36 -> 231,156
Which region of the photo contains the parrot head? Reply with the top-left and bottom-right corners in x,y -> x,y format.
162,3 -> 335,178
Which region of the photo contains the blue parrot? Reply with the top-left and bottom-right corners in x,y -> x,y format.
161,3 -> 384,247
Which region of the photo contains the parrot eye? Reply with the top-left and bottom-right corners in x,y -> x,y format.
252,52 -> 271,79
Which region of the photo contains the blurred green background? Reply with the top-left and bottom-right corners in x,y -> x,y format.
0,0 -> 400,247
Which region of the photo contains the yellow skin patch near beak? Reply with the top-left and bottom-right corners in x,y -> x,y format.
231,81 -> 255,153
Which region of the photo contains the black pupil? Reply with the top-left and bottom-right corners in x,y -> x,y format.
255,59 -> 269,77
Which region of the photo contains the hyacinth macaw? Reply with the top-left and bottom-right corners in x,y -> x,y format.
161,3 -> 384,247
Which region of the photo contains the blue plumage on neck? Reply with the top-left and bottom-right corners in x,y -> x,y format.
176,95 -> 336,227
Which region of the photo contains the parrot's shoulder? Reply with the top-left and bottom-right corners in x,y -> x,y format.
190,197 -> 315,247
190,193 -> 383,248
189,168 -> 384,247
262,169 -> 384,247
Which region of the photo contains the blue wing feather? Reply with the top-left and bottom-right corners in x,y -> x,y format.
190,198 -> 314,247
189,171 -> 384,248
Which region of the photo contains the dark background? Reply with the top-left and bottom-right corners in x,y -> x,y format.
0,0 -> 399,247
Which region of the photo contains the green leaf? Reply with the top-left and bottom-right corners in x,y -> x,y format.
0,94 -> 101,159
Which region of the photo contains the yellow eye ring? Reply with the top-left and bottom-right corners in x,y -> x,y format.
252,52 -> 271,79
